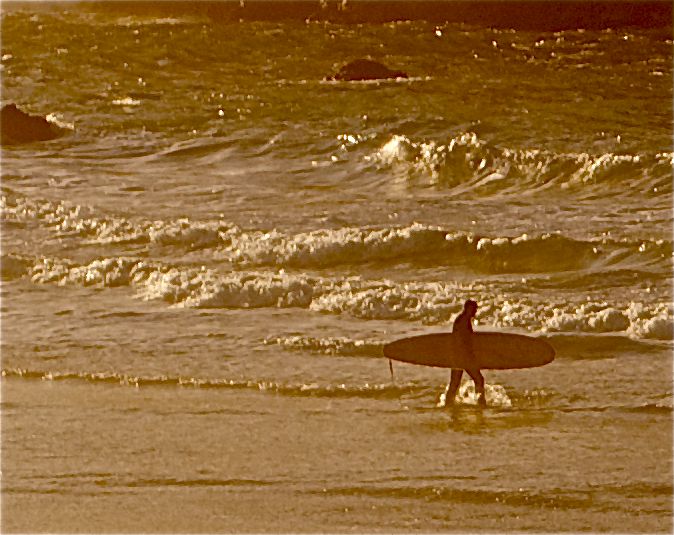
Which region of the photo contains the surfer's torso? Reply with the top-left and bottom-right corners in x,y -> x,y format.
452,310 -> 476,361
452,310 -> 474,336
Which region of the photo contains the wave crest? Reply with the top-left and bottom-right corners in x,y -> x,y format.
4,192 -> 670,276
371,133 -> 673,195
5,251 -> 672,339
264,335 -> 384,357
0,368 -> 423,399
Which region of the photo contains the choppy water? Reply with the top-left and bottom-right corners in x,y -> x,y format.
1,3 -> 672,532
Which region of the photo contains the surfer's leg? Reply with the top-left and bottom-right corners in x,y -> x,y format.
444,368 -> 463,405
466,367 -> 486,407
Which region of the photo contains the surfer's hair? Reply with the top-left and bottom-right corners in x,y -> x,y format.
464,299 -> 478,311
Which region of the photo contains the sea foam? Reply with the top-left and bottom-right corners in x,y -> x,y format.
4,192 -> 670,276
371,132 -> 673,194
6,251 -> 673,340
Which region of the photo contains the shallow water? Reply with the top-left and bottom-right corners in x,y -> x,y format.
1,2 -> 672,532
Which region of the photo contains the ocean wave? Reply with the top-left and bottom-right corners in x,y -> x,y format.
370,132 -> 673,195
4,251 -> 672,339
3,367 -> 669,414
111,97 -> 142,106
13,252 -> 316,307
4,192 -> 670,275
623,401 -> 673,414
319,481 -> 671,511
227,224 -> 459,268
0,367 -> 513,406
113,16 -> 203,27
318,484 -> 586,509
0,193 -> 237,248
138,268 -> 315,308
264,335 -> 384,357
543,302 -> 673,340
226,226 -> 611,273
544,333 -> 668,360
1,194 -> 146,244
0,368 -> 424,399
319,76 -> 429,86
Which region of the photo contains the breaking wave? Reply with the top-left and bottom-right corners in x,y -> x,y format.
3,192 -> 671,274
3,368 -> 668,414
264,335 -> 384,357
3,251 -> 671,339
2,190 -> 671,341
0,368 -> 424,399
370,132 -> 673,196
0,193 -> 233,248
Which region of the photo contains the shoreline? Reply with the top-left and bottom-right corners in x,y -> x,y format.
2,378 -> 671,533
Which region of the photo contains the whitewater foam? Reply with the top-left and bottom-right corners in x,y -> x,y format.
0,368 -> 424,399
264,335 -> 384,357
5,251 -> 672,339
4,192 -> 670,276
371,132 -> 674,194
436,381 -> 513,408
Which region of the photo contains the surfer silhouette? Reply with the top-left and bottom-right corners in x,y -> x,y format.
443,299 -> 487,407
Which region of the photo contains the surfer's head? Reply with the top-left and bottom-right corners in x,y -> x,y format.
464,299 -> 478,317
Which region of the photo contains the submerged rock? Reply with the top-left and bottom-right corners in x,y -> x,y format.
326,59 -> 408,81
1,103 -> 65,145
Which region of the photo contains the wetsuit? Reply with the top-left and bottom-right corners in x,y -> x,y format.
445,307 -> 486,406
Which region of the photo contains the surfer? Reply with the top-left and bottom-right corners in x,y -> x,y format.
443,299 -> 487,407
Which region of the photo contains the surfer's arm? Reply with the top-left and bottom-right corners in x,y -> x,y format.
465,337 -> 477,361
455,328 -> 477,362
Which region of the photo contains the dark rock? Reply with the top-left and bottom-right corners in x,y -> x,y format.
326,59 -> 408,81
1,103 -> 64,145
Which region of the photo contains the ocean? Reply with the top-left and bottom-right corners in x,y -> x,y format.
1,1 -> 672,532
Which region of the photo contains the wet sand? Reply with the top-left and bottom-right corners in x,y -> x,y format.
3,378 -> 671,533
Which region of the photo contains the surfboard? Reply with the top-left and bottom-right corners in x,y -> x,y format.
383,332 -> 554,370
